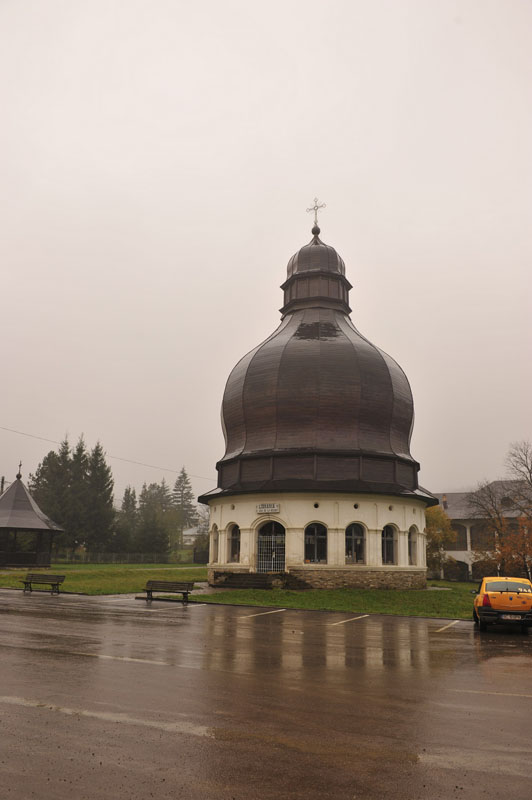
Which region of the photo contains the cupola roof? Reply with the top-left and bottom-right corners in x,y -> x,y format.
286,226 -> 346,278
200,212 -> 435,507
281,226 -> 352,317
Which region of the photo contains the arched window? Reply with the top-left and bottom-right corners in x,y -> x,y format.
345,524 -> 365,564
382,525 -> 396,565
408,526 -> 418,565
211,525 -> 219,563
305,523 -> 327,564
228,525 -> 240,563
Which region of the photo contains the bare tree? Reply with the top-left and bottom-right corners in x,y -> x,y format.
467,481 -> 508,575
467,441 -> 532,577
467,480 -> 508,535
506,441 -> 532,518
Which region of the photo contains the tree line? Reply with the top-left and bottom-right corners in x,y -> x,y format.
28,437 -> 206,557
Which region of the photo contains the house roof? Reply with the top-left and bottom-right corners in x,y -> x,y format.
0,475 -> 63,531
435,481 -> 523,520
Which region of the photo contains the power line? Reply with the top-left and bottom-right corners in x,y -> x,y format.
0,425 -> 214,483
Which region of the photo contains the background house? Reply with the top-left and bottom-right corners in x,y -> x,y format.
182,526 -> 201,546
435,481 -> 522,580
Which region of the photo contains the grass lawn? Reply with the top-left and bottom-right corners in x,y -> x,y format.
194,580 -> 475,620
0,563 -> 208,595
0,566 -> 475,618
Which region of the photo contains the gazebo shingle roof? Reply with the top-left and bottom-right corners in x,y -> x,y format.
0,476 -> 63,531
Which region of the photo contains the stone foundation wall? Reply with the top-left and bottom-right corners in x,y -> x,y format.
208,568 -> 248,585
287,568 -> 426,589
208,567 -> 426,589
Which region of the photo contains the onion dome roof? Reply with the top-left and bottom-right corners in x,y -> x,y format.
0,473 -> 63,531
286,225 -> 346,279
200,223 -> 435,505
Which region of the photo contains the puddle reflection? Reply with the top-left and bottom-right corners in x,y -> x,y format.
201,610 -> 437,683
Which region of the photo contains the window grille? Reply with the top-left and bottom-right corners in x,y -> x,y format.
257,522 -> 285,572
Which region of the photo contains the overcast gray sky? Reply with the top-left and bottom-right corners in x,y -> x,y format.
1,0 -> 531,503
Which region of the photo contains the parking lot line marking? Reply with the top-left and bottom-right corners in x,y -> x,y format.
329,614 -> 370,626
0,696 -> 212,737
434,620 -> 460,633
72,652 -> 169,665
238,608 -> 287,619
452,688 -> 532,700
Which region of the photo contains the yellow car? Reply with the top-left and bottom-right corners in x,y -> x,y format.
473,576 -> 532,633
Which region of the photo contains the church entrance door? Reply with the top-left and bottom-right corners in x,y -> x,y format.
257,522 -> 286,573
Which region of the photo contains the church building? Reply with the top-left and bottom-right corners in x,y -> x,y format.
199,202 -> 436,589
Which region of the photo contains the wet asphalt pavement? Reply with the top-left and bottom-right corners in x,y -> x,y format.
1,590 -> 532,800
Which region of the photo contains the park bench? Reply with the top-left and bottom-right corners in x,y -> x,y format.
144,580 -> 194,604
21,573 -> 65,595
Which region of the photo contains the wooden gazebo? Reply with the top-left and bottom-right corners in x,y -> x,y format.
0,471 -> 62,567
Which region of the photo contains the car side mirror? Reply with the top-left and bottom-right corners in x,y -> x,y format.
470,590 -> 477,595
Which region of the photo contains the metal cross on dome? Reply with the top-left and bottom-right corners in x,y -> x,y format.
306,197 -> 326,226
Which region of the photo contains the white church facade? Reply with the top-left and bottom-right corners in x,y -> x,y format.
208,492 -> 427,589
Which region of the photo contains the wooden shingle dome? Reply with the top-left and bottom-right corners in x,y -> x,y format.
201,227 -> 434,505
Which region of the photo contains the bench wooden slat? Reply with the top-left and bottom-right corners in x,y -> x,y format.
145,581 -> 194,590
144,580 -> 194,603
21,574 -> 65,595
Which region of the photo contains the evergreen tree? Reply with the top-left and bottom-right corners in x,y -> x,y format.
65,437 -> 90,549
29,438 -> 73,552
171,467 -> 198,530
113,486 -> 138,552
135,482 -> 170,555
122,485 -> 138,517
29,438 -> 71,523
84,442 -> 115,552
158,478 -> 182,555
157,478 -> 173,513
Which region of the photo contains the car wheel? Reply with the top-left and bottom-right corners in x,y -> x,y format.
473,610 -> 479,627
520,624 -> 528,635
479,619 -> 488,632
